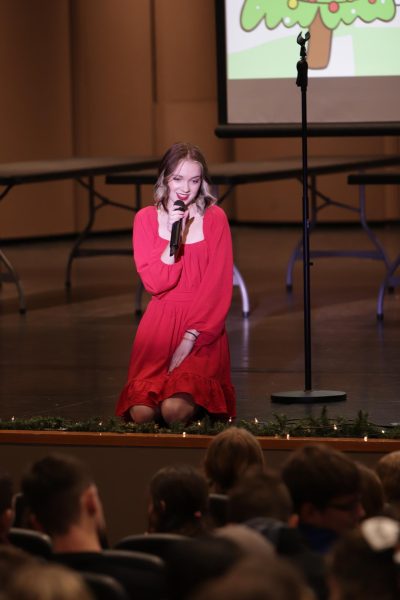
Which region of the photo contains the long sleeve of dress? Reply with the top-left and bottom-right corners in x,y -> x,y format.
133,207 -> 183,296
185,206 -> 233,348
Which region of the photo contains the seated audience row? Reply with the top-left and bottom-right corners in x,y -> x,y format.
1,427 -> 400,600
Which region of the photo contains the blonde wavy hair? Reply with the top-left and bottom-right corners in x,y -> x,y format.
154,142 -> 216,215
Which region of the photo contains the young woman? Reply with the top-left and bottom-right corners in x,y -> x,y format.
116,142 -> 236,425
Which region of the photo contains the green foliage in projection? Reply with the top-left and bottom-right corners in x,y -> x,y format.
240,0 -> 396,32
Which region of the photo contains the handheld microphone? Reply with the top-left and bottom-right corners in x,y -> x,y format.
170,200 -> 186,256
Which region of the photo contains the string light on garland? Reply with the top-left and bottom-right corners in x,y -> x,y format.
286,433 -> 290,440
364,435 -> 368,442
333,424 -> 338,431
182,431 -> 186,438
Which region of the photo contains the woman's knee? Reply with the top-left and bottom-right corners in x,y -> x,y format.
161,395 -> 195,424
129,405 -> 156,424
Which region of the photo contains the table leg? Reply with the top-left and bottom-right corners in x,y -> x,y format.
65,176 -> 96,287
377,254 -> 400,320
286,174 -> 392,291
0,249 -> 26,314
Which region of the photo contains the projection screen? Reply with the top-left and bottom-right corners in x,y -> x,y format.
215,0 -> 400,136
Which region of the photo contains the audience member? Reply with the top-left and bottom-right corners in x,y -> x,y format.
376,450 -> 400,520
21,453 -> 164,600
147,464 -> 209,537
357,462 -> 385,518
227,466 -> 327,600
227,466 -> 294,525
281,444 -> 365,554
214,523 -> 274,560
21,453 -> 107,552
189,555 -> 315,600
203,427 -> 264,494
328,516 -> 400,600
5,562 -> 94,600
0,470 -> 13,544
164,534 -> 245,600
0,545 -> 38,589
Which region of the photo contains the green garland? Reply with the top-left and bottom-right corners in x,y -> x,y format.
0,408 -> 400,439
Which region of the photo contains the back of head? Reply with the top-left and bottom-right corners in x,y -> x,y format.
228,466 -> 293,524
0,545 -> 38,588
376,450 -> 400,503
328,517 -> 400,600
166,534 -> 243,600
204,427 -> 265,494
5,563 -> 94,600
214,524 -> 274,561
357,462 -> 384,518
21,453 -> 93,536
190,555 -> 313,600
281,444 -> 360,512
148,464 -> 209,536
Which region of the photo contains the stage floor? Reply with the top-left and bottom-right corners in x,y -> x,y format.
0,224 -> 399,427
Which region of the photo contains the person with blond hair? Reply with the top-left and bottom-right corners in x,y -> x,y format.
116,142 -> 235,426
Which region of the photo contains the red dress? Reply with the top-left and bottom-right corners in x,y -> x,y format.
116,204 -> 236,419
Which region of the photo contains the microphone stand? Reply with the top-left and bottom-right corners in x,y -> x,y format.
271,32 -> 346,405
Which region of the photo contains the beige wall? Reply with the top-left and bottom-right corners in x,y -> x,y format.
0,0 -> 398,240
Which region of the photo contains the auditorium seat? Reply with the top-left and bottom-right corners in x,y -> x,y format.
81,571 -> 130,600
114,533 -> 189,561
208,493 -> 229,527
8,527 -> 52,559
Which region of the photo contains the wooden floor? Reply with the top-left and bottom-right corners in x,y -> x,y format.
1,223 -> 399,427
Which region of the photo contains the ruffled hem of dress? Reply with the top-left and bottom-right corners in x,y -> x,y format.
116,372 -> 236,420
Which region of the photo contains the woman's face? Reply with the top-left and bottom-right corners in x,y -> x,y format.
167,159 -> 202,207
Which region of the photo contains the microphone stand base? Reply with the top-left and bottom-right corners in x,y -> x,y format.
271,389 -> 347,404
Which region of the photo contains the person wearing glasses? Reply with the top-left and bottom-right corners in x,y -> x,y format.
281,444 -> 365,555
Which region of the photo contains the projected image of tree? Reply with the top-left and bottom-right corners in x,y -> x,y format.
240,0 -> 396,69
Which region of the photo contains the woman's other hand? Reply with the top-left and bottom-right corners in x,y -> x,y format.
168,337 -> 195,373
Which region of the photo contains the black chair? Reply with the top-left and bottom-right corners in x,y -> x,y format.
114,533 -> 189,562
8,527 -> 52,559
81,572 -> 129,600
53,549 -> 166,600
208,493 -> 229,527
12,492 -> 30,528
